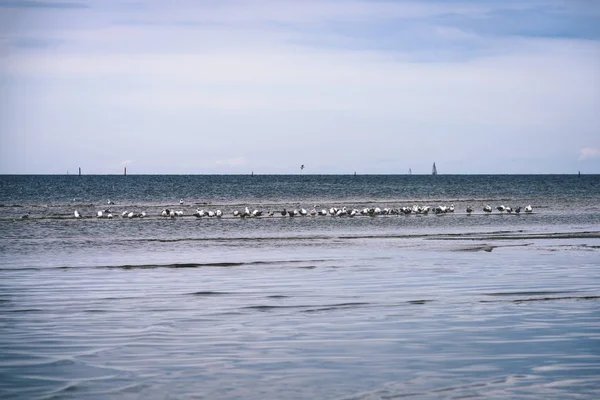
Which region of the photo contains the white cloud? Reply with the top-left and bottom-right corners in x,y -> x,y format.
1,0 -> 599,174
579,148 -> 600,160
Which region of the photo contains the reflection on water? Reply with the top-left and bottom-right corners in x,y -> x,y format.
2,242 -> 600,399
1,175 -> 600,399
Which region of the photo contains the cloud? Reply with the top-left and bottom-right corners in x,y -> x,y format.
579,148 -> 600,161
1,0 -> 599,174
10,37 -> 64,49
215,157 -> 246,167
0,1 -> 89,9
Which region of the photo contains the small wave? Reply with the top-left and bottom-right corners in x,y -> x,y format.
187,291 -> 232,296
105,259 -> 333,270
108,262 -> 245,269
243,302 -> 371,313
438,231 -> 600,241
484,290 -> 578,297
455,245 -> 496,252
406,299 -> 434,305
0,258 -> 337,271
512,295 -> 600,303
480,295 -> 600,304
142,236 -> 332,243
242,305 -> 304,311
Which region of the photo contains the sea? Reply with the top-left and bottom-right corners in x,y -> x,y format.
1,174 -> 599,399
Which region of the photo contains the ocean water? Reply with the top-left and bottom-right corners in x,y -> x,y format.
1,174 -> 599,399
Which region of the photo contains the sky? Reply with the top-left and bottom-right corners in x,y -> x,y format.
0,0 -> 599,174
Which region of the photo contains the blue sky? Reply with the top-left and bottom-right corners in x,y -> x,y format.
0,0 -> 599,174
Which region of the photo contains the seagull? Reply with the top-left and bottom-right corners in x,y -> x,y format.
74,210 -> 81,218
21,213 -> 30,219
233,210 -> 240,217
514,206 -> 521,214
524,205 -> 533,213
483,205 -> 492,213
496,205 -> 506,212
123,211 -> 129,218
280,209 -> 287,217
107,213 -> 113,219
107,199 -> 114,205
161,209 -> 169,218
97,210 -> 103,218
216,210 -> 222,218
180,199 -> 184,205
466,206 -> 473,214
300,208 -> 307,216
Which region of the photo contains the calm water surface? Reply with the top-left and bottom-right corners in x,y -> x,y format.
1,175 -> 599,399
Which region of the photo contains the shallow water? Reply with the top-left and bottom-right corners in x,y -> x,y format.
1,175 -> 599,399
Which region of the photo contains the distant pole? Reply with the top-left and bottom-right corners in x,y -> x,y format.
79,167 -> 81,176
124,167 -> 127,176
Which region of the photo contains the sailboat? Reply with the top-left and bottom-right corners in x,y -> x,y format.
432,162 -> 437,175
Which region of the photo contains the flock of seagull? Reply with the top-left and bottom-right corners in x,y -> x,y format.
72,199 -> 533,219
